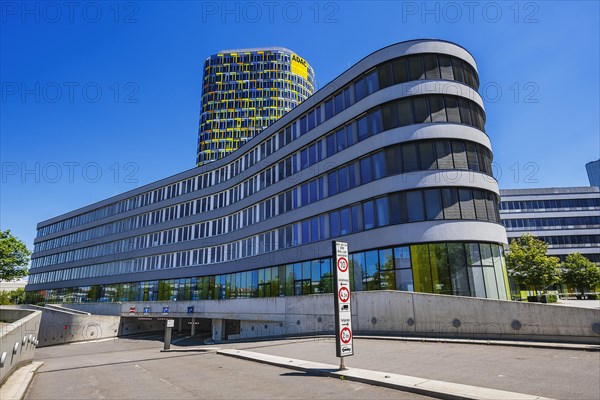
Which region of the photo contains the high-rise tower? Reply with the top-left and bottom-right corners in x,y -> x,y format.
196,47 -> 315,166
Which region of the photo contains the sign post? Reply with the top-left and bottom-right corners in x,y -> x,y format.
333,240 -> 353,370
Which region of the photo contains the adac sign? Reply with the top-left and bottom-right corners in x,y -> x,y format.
291,53 -> 309,81
292,54 -> 308,67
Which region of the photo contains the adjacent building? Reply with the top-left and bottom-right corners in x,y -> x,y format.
500,187 -> 600,265
196,47 -> 315,166
586,159 -> 600,188
26,40 -> 510,304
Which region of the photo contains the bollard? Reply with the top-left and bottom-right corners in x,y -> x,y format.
164,319 -> 174,350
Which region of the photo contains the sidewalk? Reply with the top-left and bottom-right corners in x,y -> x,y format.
213,337 -> 600,400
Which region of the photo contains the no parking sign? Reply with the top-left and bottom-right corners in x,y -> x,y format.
333,241 -> 353,358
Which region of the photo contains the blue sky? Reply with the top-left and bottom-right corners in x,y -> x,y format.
1,1 -> 599,255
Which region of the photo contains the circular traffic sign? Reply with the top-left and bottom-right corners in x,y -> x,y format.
340,327 -> 352,344
337,257 -> 349,273
338,286 -> 350,303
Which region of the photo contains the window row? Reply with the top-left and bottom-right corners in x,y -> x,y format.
34,134 -> 493,256
534,235 -> 600,248
500,198 -> 600,212
27,242 -> 507,303
31,184 -> 500,271
503,216 -> 600,231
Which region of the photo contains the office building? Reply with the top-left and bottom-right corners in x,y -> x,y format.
26,40 -> 509,303
196,47 -> 315,165
500,187 -> 600,265
586,159 -> 600,187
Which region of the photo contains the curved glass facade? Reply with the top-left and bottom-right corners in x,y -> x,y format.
27,39 -> 508,303
27,242 -> 509,304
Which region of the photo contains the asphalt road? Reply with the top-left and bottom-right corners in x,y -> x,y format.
25,334 -> 432,400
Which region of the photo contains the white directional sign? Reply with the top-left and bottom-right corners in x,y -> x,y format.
333,241 -> 354,358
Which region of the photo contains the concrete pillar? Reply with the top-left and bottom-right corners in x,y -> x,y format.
191,317 -> 196,336
212,318 -> 223,341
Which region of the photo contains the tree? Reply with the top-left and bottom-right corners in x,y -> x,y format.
0,230 -> 31,281
505,234 -> 561,295
562,253 -> 600,297
0,288 -> 26,305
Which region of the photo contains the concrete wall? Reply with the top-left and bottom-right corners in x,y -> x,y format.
19,305 -> 121,347
114,291 -> 600,344
0,307 -> 41,385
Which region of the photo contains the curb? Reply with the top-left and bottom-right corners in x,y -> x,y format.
217,349 -> 554,400
0,361 -> 44,400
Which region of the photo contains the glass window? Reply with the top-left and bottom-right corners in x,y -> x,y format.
348,161 -> 359,188
382,102 -> 397,130
379,248 -> 395,289
326,133 -> 335,157
351,204 -> 361,233
357,115 -> 369,141
386,146 -> 402,175
336,127 -> 347,151
308,144 -> 317,165
389,192 -> 407,224
338,165 -> 349,193
429,95 -> 446,122
451,141 -> 468,169
466,243 -> 485,297
438,55 -> 453,80
423,54 -> 441,79
402,143 -> 419,172
378,63 -> 394,88
465,142 -> 480,171
429,243 -> 452,294
366,70 -> 379,94
392,59 -> 408,83
372,151 -> 386,179
480,244 -> 499,299
406,191 -> 425,222
363,201 -> 376,230
376,197 -> 390,226
343,86 -> 353,108
329,210 -> 340,237
310,217 -> 319,243
458,189 -> 476,219
442,188 -> 461,219
393,100 -> 412,128
394,246 -> 412,269
473,190 -> 488,220
485,193 -> 498,222
411,244 -> 432,292
360,157 -> 372,183
436,140 -> 454,169
324,98 -> 334,120
300,183 -> 308,206
327,170 -> 338,196
408,56 -> 425,80
340,207 -> 351,235
334,92 -> 344,114
352,252 -> 365,292
418,141 -> 436,170
444,96 -> 461,123
491,245 -> 508,300
370,109 -> 383,134
452,58 -> 465,83
396,269 -> 414,291
413,97 -> 431,123
424,189 -> 443,220
458,98 -> 472,125
308,110 -> 316,131
364,250 -> 379,290
355,77 -> 367,101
